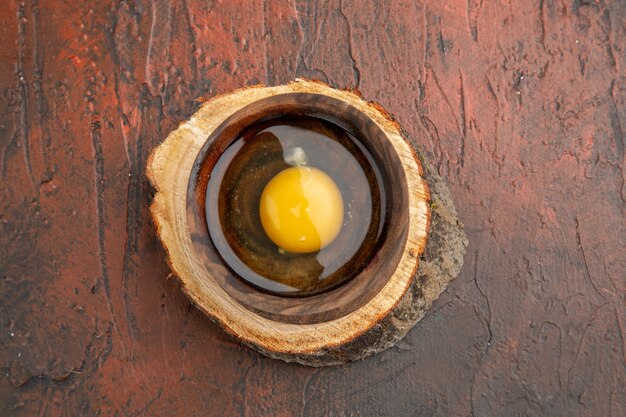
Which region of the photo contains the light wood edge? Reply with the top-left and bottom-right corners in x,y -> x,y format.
146,79 -> 430,354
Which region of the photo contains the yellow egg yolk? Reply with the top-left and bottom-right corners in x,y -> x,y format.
259,166 -> 344,253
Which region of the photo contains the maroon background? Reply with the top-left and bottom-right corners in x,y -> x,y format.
1,1 -> 624,416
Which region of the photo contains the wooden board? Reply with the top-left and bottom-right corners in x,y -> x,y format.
147,80 -> 453,364
1,0 -> 624,415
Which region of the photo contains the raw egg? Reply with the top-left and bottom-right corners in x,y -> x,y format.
259,166 -> 344,253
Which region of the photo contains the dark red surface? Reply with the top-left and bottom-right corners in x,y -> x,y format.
1,1 -> 624,416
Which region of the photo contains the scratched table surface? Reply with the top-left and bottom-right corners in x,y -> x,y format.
1,0 -> 625,416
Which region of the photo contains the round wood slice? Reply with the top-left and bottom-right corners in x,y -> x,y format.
146,79 -> 468,366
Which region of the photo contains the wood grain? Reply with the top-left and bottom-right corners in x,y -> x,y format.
148,81 -> 436,357
1,0 -> 624,415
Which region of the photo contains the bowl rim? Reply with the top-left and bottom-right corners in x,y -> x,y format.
187,92 -> 410,324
